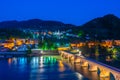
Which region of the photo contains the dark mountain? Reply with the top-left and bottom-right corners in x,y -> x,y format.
0,19 -> 76,31
0,14 -> 120,39
82,14 -> 120,28
81,14 -> 120,39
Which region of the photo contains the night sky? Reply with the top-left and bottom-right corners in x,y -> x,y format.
0,0 -> 120,25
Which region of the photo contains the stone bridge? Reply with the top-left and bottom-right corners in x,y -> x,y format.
59,51 -> 120,80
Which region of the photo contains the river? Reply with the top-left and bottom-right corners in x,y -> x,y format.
0,56 -> 90,80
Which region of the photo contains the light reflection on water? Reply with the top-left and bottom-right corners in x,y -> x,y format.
0,56 -> 89,80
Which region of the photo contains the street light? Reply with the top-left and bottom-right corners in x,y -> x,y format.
79,51 -> 82,56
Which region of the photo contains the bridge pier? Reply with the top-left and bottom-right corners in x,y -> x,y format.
71,57 -> 81,64
68,55 -> 73,62
100,69 -> 110,78
69,56 -> 75,63
89,66 -> 98,72
81,61 -> 89,67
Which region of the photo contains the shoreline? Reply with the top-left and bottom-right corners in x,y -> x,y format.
0,51 -> 59,58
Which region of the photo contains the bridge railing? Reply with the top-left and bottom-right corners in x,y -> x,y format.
85,58 -> 120,72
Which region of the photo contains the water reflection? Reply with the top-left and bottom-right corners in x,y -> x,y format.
0,56 -> 89,80
8,58 -> 12,64
58,61 -> 65,72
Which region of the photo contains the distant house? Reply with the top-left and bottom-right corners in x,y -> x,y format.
2,40 -> 14,49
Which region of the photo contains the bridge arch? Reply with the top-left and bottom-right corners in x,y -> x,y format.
110,72 -> 116,80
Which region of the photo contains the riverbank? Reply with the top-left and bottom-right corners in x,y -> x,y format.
27,53 -> 59,57
0,50 -> 59,58
0,52 -> 27,58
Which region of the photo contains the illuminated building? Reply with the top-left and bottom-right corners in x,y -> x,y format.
58,47 -> 70,51
3,40 -> 14,49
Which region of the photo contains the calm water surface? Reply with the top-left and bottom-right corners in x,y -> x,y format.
0,56 -> 89,80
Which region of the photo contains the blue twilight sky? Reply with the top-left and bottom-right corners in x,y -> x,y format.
0,0 -> 120,25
